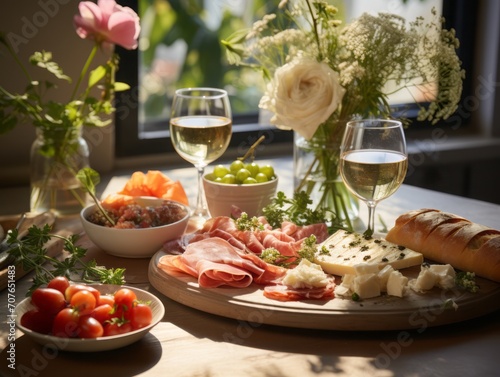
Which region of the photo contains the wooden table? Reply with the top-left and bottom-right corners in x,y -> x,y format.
1,158 -> 499,377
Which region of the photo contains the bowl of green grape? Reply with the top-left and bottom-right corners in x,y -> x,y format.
203,160 -> 278,218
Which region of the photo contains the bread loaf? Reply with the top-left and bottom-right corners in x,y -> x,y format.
385,209 -> 500,283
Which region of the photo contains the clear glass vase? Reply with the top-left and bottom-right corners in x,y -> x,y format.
293,131 -> 359,230
30,126 -> 90,215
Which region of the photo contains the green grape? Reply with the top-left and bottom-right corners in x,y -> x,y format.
245,162 -> 260,177
236,168 -> 251,183
255,172 -> 269,183
214,177 -> 223,183
243,177 -> 258,184
260,164 -> 275,180
221,174 -> 236,184
229,160 -> 245,174
213,164 -> 230,178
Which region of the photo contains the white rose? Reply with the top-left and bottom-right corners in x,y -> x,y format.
259,57 -> 345,140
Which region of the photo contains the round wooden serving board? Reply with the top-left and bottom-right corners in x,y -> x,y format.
148,250 -> 500,331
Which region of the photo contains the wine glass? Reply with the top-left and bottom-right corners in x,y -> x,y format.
170,88 -> 232,227
339,119 -> 407,237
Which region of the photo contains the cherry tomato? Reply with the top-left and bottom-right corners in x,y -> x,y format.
103,321 -> 133,336
129,303 -> 153,330
47,276 -> 70,295
78,316 -> 104,338
65,284 -> 100,303
97,294 -> 115,307
31,288 -> 66,314
20,309 -> 55,334
52,308 -> 80,338
114,288 -> 137,311
90,304 -> 114,324
70,289 -> 97,316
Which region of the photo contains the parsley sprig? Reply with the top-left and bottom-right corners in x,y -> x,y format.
262,191 -> 345,233
6,224 -> 125,295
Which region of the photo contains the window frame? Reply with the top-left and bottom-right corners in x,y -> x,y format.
114,0 -> 478,158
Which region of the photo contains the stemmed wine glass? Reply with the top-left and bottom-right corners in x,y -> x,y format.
340,119 -> 408,237
170,88 -> 232,226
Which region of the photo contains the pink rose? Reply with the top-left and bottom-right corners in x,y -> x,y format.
74,0 -> 140,50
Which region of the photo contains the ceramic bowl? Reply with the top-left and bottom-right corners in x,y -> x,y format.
15,284 -> 165,352
80,198 -> 189,258
203,173 -> 278,218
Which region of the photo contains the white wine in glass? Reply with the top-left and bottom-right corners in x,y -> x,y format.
170,88 -> 232,226
340,119 -> 407,236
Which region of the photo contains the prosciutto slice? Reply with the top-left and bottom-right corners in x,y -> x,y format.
263,279 -> 336,302
159,237 -> 286,288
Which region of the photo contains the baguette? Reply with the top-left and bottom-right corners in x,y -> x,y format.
385,209 -> 500,283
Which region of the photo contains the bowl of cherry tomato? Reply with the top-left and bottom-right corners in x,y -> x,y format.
15,277 -> 165,352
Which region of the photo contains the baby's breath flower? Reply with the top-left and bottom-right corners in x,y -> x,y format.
222,0 -> 464,130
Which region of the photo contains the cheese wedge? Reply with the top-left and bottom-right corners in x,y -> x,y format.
315,230 -> 424,276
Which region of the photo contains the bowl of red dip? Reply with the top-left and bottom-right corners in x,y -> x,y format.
81,198 -> 189,258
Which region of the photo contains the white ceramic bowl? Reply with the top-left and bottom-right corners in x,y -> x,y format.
15,285 -> 165,352
80,198 -> 189,258
203,173 -> 278,218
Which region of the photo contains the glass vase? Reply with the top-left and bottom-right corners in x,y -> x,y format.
293,131 -> 359,230
30,126 -> 90,215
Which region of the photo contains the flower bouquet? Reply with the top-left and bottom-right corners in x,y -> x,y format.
222,0 -> 464,231
0,0 -> 140,215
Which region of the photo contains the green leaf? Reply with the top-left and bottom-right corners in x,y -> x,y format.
114,82 -> 130,92
88,65 -> 106,88
76,167 -> 100,196
29,51 -> 71,81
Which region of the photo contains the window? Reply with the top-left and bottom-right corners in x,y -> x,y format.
115,0 -> 478,157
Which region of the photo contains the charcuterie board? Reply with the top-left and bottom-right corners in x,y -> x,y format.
148,250 -> 500,331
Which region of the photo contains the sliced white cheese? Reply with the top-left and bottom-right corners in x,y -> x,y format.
281,259 -> 329,289
387,271 -> 408,297
315,230 -> 423,276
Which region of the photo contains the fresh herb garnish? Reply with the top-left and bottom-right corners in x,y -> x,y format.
262,191 -> 345,233
6,224 -> 125,295
234,212 -> 265,231
76,167 -> 115,226
260,235 -> 318,268
455,271 -> 479,293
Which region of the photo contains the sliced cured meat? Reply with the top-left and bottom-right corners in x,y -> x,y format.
263,279 -> 336,301
159,237 -> 286,288
196,259 -> 253,288
293,223 -> 329,243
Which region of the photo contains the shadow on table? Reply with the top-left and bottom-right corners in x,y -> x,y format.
0,332 -> 162,377
162,295 -> 500,377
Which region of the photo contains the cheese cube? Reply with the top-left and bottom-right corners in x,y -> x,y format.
353,273 -> 381,299
334,285 -> 351,297
340,274 -> 355,289
354,263 -> 380,276
411,267 -> 438,292
378,265 -> 395,292
387,271 -> 408,297
429,264 -> 456,290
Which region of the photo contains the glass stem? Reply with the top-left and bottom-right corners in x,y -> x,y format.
365,201 -> 377,237
193,166 -> 207,218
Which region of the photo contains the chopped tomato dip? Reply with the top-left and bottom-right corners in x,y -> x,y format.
88,201 -> 187,229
